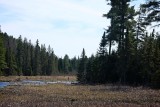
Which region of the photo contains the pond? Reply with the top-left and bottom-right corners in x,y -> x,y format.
0,82 -> 10,88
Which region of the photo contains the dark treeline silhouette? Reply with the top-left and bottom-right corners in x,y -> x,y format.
0,32 -> 79,76
77,0 -> 160,88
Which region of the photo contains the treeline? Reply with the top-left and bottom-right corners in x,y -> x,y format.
0,32 -> 79,76
77,0 -> 160,88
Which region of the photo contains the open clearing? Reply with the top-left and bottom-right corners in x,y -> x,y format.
0,76 -> 160,107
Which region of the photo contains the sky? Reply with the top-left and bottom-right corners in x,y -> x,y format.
0,0 -> 145,58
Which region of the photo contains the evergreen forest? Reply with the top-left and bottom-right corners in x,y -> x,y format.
0,0 -> 160,88
0,33 -> 79,76
77,0 -> 160,88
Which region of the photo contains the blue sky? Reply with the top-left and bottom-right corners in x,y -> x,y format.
0,0 -> 144,58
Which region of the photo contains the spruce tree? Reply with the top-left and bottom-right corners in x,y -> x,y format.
40,44 -> 47,75
98,32 -> 107,56
47,49 -> 55,75
5,36 -> 17,75
0,33 -> 6,75
30,41 -> 34,75
77,48 -> 87,83
58,58 -> 64,72
70,57 -> 78,72
22,38 -> 32,76
33,39 -> 41,75
151,34 -> 160,88
86,55 -> 95,83
63,54 -> 70,73
16,35 -> 23,75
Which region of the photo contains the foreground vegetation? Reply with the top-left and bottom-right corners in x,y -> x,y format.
0,84 -> 160,107
0,76 -> 160,107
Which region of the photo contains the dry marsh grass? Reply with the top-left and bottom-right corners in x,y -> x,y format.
0,82 -> 160,107
0,76 -> 76,82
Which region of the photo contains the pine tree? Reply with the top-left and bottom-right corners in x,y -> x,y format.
136,5 -> 147,49
142,0 -> 160,27
103,1 -> 119,55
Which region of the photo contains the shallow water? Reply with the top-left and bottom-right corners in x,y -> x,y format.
0,82 -> 10,88
22,80 -> 78,85
22,80 -> 46,85
47,81 -> 78,85
0,80 -> 78,88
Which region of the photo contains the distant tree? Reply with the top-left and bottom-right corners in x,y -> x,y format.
63,54 -> 71,73
98,32 -> 108,56
70,57 -> 78,72
58,58 -> 64,72
5,36 -> 17,75
0,33 -> 6,75
46,49 -> 55,75
33,39 -> 41,75
25,40 -> 32,76
16,35 -> 23,75
22,38 -> 32,76
0,31 -> 61,76
86,55 -> 95,83
77,48 -> 87,83
30,40 -> 34,75
54,56 -> 59,72
40,44 -> 47,75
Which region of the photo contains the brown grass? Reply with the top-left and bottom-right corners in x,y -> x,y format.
0,76 -> 77,82
0,76 -> 160,107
